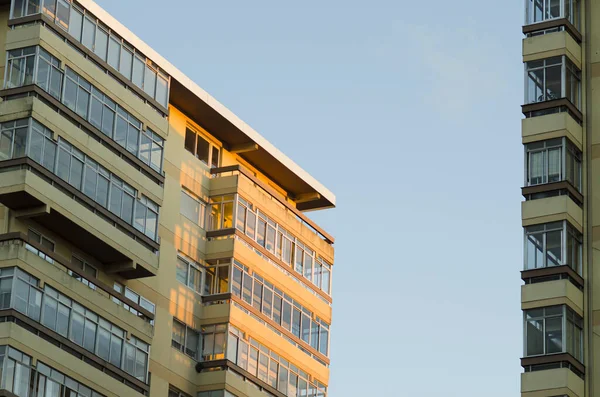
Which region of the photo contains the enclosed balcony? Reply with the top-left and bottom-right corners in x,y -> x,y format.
207,166 -> 334,302
524,0 -> 581,41
522,137 -> 582,205
0,119 -> 159,279
523,56 -> 581,122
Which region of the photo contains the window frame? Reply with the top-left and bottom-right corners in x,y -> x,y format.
523,220 -> 582,275
184,127 -> 221,168
524,0 -> 580,28
524,56 -> 581,109
523,305 -> 583,361
524,137 -> 582,191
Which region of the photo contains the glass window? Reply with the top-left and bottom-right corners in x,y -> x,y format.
196,135 -> 210,165
524,221 -> 582,274
181,190 -> 206,228
525,56 -> 581,109
156,74 -> 169,107
524,306 -> 583,362
107,36 -> 121,70
525,0 -> 580,28
68,6 -> 83,41
144,65 -> 156,98
82,16 -> 96,49
132,55 -> 145,88
120,47 -> 133,79
94,27 -> 109,60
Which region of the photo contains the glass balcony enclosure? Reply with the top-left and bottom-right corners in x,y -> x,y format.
524,221 -> 582,275
4,46 -> 164,174
524,305 -> 583,362
9,0 -> 170,109
208,194 -> 333,296
0,345 -> 106,397
0,118 -> 160,241
525,0 -> 580,28
525,138 -> 582,191
0,267 -> 150,384
525,56 -> 581,109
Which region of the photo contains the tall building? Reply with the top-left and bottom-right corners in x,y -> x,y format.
520,1 -> 589,396
0,1 -> 336,396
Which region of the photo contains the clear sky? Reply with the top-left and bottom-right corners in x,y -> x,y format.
97,0 -> 525,395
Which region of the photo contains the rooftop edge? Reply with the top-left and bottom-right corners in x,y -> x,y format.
78,0 -> 336,211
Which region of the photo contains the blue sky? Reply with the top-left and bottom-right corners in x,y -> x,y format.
98,0 -> 525,395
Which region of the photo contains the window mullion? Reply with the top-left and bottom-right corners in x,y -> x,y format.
562,221 -> 567,267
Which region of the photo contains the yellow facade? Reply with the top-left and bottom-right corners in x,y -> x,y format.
520,1 -> 598,396
0,1 -> 336,397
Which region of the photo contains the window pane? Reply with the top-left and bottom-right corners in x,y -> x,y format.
132,56 -> 144,88
82,17 -> 96,49
68,7 -> 83,41
546,317 -> 563,353
527,67 -> 544,103
144,66 -> 156,97
176,259 -> 188,285
546,230 -> 562,267
263,288 -> 272,318
156,75 -> 168,107
546,64 -> 562,101
94,28 -> 109,60
172,321 -> 185,350
232,267 -> 242,297
83,320 -> 97,352
55,0 -> 70,30
196,135 -> 209,164
528,150 -> 545,185
189,266 -> 201,293
242,274 -> 253,304
547,148 -> 561,183
252,280 -> 262,311
526,232 -> 544,270
282,301 -> 292,331
107,37 -> 121,70
70,312 -> 85,346
120,48 -> 133,79
211,146 -> 219,168
184,128 -> 195,154
292,307 -> 301,337
319,327 -> 329,356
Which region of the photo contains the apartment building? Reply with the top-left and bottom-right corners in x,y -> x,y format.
0,1 -> 336,396
520,0 -> 591,396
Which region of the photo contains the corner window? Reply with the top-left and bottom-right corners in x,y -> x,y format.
525,56 -> 581,109
524,221 -> 582,274
524,305 -> 583,362
525,0 -> 580,29
208,195 -> 234,231
201,324 -> 227,361
184,128 -> 220,168
525,138 -> 581,191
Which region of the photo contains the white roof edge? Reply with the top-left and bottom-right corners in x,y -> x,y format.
82,0 -> 336,207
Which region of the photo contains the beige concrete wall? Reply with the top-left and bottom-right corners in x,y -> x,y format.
521,196 -> 583,231
523,31 -> 582,69
522,112 -> 583,149
521,368 -> 584,396
521,280 -> 584,315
